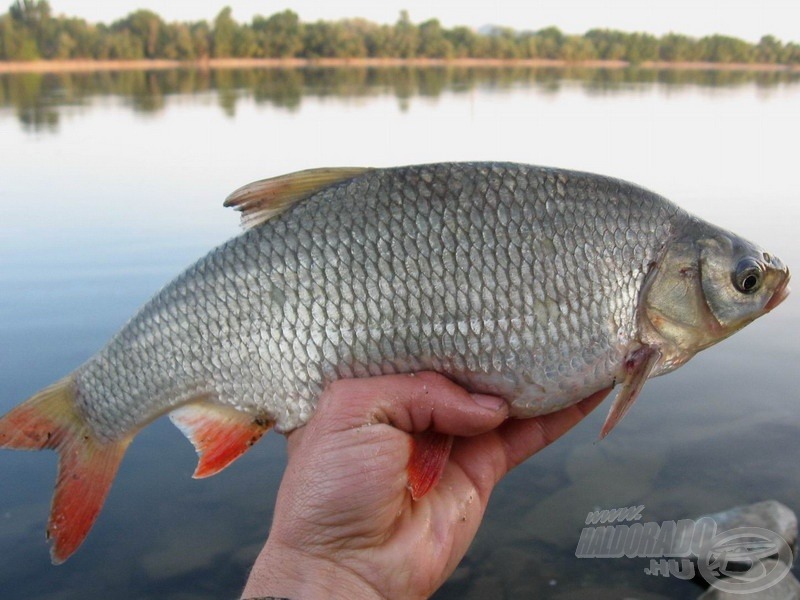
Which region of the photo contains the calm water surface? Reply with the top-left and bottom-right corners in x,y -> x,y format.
0,67 -> 798,599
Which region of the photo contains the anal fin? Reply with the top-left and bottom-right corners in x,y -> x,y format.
0,376 -> 130,564
407,431 -> 454,500
169,401 -> 272,479
600,346 -> 662,439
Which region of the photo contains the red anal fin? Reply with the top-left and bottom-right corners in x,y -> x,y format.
407,431 -> 454,500
600,346 -> 662,439
0,376 -> 130,564
169,402 -> 272,479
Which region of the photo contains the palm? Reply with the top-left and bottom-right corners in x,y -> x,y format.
245,373 -> 605,599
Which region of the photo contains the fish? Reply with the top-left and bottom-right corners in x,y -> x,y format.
0,162 -> 790,563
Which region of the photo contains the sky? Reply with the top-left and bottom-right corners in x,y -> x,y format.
47,0 -> 800,43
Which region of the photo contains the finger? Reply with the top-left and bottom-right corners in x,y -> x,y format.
450,388 -> 609,500
315,372 -> 509,437
496,388 -> 608,471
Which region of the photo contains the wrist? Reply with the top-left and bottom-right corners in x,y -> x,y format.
242,540 -> 385,600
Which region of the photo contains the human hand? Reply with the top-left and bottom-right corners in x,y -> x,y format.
242,372 -> 605,600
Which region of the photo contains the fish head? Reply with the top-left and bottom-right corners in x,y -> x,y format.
642,221 -> 790,370
697,232 -> 790,329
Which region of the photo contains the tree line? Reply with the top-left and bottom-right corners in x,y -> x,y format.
2,0 -> 799,65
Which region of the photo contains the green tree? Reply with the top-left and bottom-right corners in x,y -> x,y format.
59,16 -> 97,58
4,0 -> 50,59
362,22 -> 393,57
417,19 -> 451,58
5,23 -> 38,59
252,9 -> 302,58
233,24 -> 257,57
658,33 -> 697,62
0,14 -> 19,58
624,32 -> 658,64
176,24 -> 197,59
337,20 -> 368,57
192,21 -> 210,59
445,26 -> 481,58
302,19 -> 367,58
781,42 -> 800,64
52,30 -> 74,58
116,10 -> 164,58
108,29 -> 143,59
212,7 -> 236,58
486,27 -> 520,59
14,0 -> 57,57
536,26 -> 564,59
391,10 -> 418,58
755,35 -> 782,63
9,0 -> 49,44
9,0 -> 49,29
698,34 -> 754,63
561,35 -> 596,61
0,3 -> 794,66
585,29 -> 629,60
162,23 -> 195,59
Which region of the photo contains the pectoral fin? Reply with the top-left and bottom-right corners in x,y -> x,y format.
407,431 -> 454,500
600,346 -> 662,439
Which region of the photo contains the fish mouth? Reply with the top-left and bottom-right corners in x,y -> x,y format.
765,268 -> 791,312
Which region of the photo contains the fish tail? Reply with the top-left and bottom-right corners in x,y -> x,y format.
0,376 -> 130,564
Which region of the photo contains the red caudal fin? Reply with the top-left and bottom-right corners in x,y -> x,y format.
407,431 -> 454,500
169,401 -> 272,479
0,376 -> 130,564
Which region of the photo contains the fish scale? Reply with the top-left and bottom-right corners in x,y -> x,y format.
1,161 -> 789,563
75,163 -> 677,438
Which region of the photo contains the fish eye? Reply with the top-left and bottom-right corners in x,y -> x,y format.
733,258 -> 763,294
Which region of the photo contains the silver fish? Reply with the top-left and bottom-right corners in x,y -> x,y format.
0,162 -> 790,563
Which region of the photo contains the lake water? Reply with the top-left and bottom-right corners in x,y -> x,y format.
0,67 -> 798,599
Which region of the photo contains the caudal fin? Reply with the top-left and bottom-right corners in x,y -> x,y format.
0,376 -> 130,564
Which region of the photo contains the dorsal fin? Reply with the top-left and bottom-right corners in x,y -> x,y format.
224,167 -> 371,229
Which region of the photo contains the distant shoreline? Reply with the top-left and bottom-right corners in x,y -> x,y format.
1,57 -> 798,74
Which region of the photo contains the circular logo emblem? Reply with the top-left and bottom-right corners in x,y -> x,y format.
698,527 -> 793,594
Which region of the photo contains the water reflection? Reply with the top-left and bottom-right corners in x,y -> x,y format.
0,64 -> 797,599
2,66 -> 799,132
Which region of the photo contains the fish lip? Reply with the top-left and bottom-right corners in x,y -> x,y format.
765,269 -> 791,312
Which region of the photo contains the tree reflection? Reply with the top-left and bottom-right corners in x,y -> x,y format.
2,66 -> 798,133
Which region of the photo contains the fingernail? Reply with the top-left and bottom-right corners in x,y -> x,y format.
472,394 -> 505,411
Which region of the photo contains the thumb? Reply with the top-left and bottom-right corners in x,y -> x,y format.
312,372 -> 509,438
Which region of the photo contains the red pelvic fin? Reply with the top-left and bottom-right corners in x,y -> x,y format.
0,376 -> 130,564
600,346 -> 662,439
169,401 -> 272,479
407,431 -> 454,500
